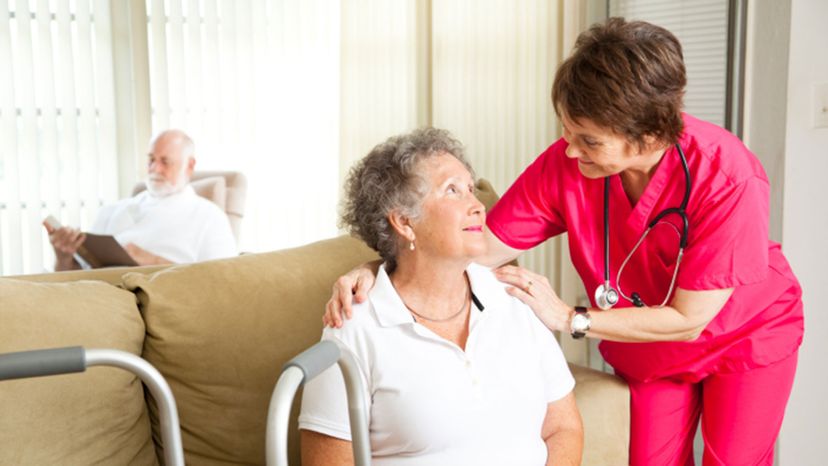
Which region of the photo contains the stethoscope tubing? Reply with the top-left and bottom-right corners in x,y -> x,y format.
648,144 -> 691,248
600,143 -> 692,308
604,176 -> 611,287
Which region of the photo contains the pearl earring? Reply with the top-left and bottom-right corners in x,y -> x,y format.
410,241 -> 415,251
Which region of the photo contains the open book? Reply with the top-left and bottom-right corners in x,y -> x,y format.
44,216 -> 138,268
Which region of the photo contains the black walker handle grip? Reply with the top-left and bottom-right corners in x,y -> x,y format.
0,346 -> 86,381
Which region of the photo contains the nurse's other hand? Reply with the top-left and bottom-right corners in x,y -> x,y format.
323,264 -> 376,328
496,265 -> 573,333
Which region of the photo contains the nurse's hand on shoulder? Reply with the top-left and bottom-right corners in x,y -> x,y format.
496,265 -> 573,332
323,261 -> 379,328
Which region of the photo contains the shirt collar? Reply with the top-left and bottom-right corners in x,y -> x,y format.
370,263 -> 491,328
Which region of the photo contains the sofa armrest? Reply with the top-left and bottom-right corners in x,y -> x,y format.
569,363 -> 630,466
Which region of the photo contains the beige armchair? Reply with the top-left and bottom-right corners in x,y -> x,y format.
133,171 -> 247,244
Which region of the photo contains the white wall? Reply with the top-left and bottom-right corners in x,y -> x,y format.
778,0 -> 828,462
743,0 -> 790,244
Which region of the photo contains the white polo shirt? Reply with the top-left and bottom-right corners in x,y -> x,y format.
90,185 -> 237,263
299,263 -> 575,466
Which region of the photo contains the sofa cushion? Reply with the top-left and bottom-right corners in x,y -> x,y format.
569,363 -> 630,465
0,279 -> 156,465
123,236 -> 379,465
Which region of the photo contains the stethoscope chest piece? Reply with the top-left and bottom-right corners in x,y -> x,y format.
594,283 -> 619,310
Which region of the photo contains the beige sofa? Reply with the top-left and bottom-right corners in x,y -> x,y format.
2,180 -> 629,464
1,235 -> 629,465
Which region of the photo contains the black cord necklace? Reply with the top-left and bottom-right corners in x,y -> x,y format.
404,285 -> 470,323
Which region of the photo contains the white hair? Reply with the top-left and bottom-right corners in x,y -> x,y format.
146,129 -> 196,197
150,129 -> 195,162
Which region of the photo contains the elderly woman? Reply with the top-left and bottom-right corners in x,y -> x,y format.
299,128 -> 582,465
325,18 -> 803,465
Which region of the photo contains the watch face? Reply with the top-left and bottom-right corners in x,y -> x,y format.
572,313 -> 590,332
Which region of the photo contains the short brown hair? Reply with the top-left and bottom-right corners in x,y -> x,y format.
552,17 -> 686,148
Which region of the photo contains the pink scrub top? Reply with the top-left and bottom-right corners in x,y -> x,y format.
487,114 -> 804,383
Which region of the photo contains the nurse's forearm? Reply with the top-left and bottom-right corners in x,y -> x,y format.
585,305 -> 708,342
479,228 -> 523,267
583,287 -> 733,342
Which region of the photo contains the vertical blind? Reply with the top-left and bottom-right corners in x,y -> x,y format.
609,0 -> 730,127
339,0 -> 422,183
145,0 -> 341,253
431,0 -> 585,346
0,0 -> 595,369
2,0 -> 584,297
1,0 -> 119,275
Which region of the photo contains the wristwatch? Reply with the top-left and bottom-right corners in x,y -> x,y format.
570,306 -> 591,339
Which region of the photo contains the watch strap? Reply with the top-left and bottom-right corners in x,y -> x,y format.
571,306 -> 589,339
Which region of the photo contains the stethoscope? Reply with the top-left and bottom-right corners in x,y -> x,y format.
594,143 -> 691,310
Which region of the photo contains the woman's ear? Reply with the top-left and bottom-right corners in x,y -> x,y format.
388,210 -> 415,242
639,134 -> 666,154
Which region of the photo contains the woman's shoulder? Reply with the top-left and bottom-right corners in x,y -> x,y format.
466,264 -> 541,321
322,298 -> 382,345
466,263 -> 511,300
466,264 -> 566,352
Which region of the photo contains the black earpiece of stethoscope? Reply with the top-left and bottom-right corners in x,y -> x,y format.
594,143 -> 691,310
631,292 -> 646,308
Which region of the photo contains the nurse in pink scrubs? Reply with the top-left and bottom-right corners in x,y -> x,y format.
325,18 -> 803,465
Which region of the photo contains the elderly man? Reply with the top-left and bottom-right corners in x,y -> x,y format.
45,129 -> 237,271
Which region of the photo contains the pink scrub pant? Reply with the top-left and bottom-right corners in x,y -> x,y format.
624,352 -> 798,466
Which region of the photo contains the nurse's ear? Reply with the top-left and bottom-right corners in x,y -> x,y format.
638,134 -> 668,155
388,210 -> 416,243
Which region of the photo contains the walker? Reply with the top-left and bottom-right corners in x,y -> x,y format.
266,340 -> 371,466
0,346 -> 185,466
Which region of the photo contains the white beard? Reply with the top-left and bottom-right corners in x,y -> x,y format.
146,165 -> 189,198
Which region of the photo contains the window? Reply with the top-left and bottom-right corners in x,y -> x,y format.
1,0 -> 118,275
145,0 -> 342,253
1,0 -> 584,281
609,0 -> 731,127
1,0 -> 345,275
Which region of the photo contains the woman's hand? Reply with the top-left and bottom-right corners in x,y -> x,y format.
323,261 -> 380,328
495,265 -> 574,333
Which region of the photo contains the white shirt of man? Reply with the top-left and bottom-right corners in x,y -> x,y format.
90,185 -> 237,263
299,263 -> 575,466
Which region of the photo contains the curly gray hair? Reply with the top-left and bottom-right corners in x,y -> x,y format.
340,127 -> 474,273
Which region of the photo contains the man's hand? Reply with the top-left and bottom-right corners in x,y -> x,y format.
43,222 -> 85,271
124,243 -> 174,266
323,261 -> 381,328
